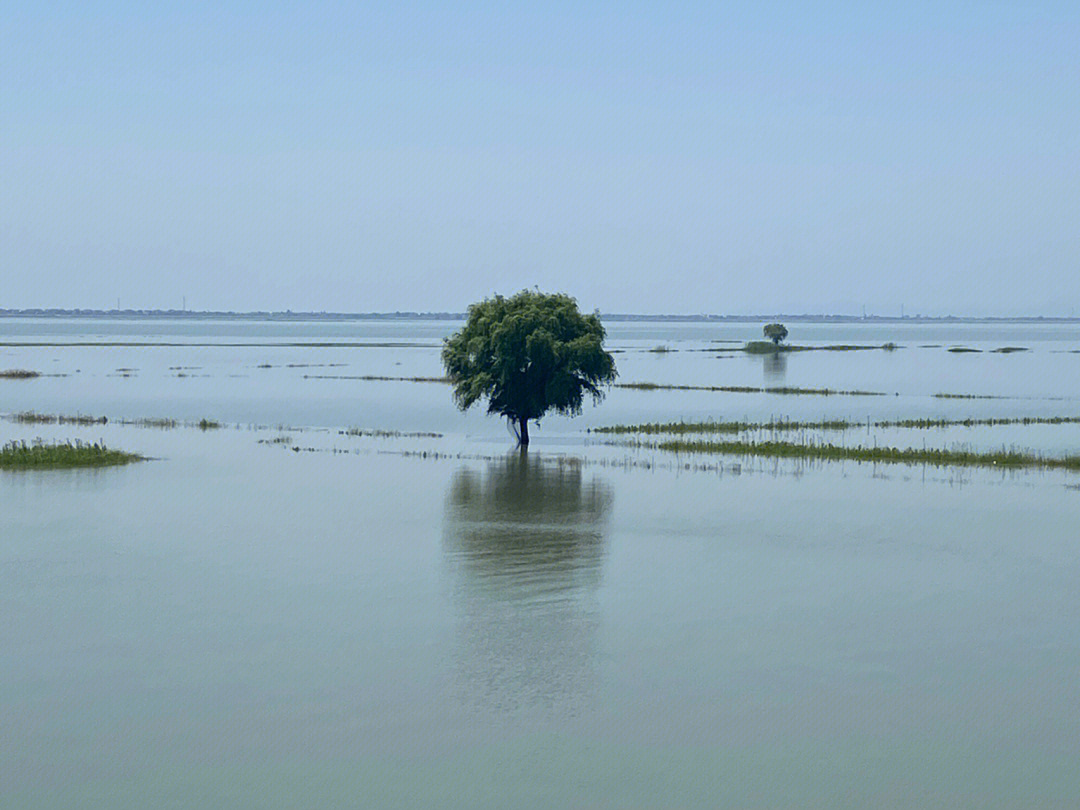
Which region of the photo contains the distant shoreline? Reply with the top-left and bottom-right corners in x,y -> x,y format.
1,309 -> 1079,324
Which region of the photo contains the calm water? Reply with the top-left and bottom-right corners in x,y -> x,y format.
3,317 -> 1080,808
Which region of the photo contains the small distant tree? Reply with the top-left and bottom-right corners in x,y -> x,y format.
442,291 -> 617,446
763,323 -> 788,346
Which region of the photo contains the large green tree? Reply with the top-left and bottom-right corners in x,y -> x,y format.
442,291 -> 617,446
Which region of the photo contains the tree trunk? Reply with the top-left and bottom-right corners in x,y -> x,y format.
518,417 -> 530,447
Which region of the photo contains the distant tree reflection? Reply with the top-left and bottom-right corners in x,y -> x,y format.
763,348 -> 788,382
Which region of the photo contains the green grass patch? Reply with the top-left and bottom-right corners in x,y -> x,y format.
948,347 -> 982,353
0,440 -> 143,470
992,346 -> 1029,353
652,437 -> 1080,471
0,369 -> 40,379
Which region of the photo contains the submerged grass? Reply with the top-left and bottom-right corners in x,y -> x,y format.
117,416 -> 179,429
616,381 -> 886,396
653,437 -> 1080,472
4,411 -> 224,431
0,369 -> 40,379
299,373 -> 884,396
594,414 -> 1080,436
12,411 -> 107,426
304,374 -> 450,383
740,342 -> 900,354
340,428 -> 444,438
0,439 -> 143,470
595,419 -> 851,435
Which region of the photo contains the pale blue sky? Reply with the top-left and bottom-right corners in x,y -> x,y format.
2,2 -> 1078,315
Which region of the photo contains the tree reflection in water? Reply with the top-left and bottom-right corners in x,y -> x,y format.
762,348 -> 788,382
443,453 -> 613,715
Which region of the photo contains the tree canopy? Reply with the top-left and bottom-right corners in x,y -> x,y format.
442,291 -> 617,445
763,323 -> 788,345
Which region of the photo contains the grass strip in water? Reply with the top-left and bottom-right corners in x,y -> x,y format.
616,382 -> 886,396
117,416 -> 179,429
0,440 -> 144,470
593,415 -> 1080,436
340,428 -> 444,438
4,412 -> 223,430
301,374 -> 883,396
594,419 -> 853,435
304,374 -> 450,383
653,438 -> 1080,471
741,342 -> 899,354
0,369 -> 41,379
12,411 -> 107,426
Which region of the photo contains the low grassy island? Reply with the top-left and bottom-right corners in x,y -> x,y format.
0,440 -> 144,471
0,369 -> 41,379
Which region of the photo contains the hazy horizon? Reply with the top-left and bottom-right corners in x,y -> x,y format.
3,3 -> 1078,316
3,305 -> 1080,321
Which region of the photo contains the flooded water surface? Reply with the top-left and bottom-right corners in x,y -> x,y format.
3,317 -> 1080,808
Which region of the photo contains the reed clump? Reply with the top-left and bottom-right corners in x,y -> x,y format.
0,369 -> 41,379
0,439 -> 143,470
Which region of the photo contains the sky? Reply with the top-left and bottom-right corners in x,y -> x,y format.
2,1 -> 1079,316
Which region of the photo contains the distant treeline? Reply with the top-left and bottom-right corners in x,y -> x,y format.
2,309 -> 1079,324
